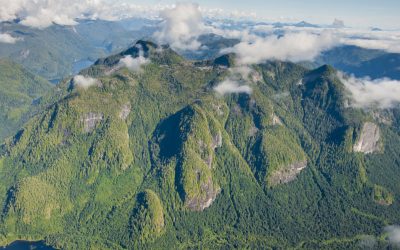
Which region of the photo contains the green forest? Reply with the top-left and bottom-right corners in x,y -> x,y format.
0,41 -> 399,249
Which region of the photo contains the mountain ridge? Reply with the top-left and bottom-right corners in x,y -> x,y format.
0,41 -> 399,249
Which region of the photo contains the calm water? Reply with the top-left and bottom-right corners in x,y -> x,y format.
0,240 -> 55,250
48,59 -> 94,85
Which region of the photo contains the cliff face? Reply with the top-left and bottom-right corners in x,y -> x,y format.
268,161 -> 307,186
353,122 -> 381,154
82,112 -> 104,133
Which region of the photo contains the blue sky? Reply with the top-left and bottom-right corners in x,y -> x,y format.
131,0 -> 400,28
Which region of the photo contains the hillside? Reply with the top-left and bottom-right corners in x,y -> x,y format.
317,45 -> 400,79
0,20 -> 154,82
0,41 -> 399,249
0,60 -> 52,141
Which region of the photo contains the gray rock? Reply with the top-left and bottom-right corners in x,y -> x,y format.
119,103 -> 131,120
354,122 -> 381,154
81,112 -> 104,133
211,131 -> 222,149
248,125 -> 258,137
272,113 -> 283,126
372,111 -> 392,125
269,161 -> 307,186
186,177 -> 220,211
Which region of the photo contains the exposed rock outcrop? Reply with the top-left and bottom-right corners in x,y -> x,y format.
151,104 -> 222,212
249,70 -> 261,83
372,111 -> 392,125
248,125 -> 259,137
186,177 -> 220,211
211,131 -> 223,150
272,113 -> 283,126
81,113 -> 104,133
268,161 -> 307,186
119,103 -> 131,120
373,185 -> 394,206
212,104 -> 225,116
353,122 -> 381,154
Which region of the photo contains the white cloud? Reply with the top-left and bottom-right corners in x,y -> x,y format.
212,27 -> 259,42
2,0 -> 400,58
0,0 -> 105,28
223,31 -> 337,65
153,3 -> 206,50
341,37 -> 400,53
0,1 -> 259,30
73,75 -> 98,89
281,27 -> 400,53
385,225 -> 400,246
339,73 -> 400,109
0,33 -> 21,43
200,7 -> 257,20
218,23 -> 400,57
214,79 -> 252,95
233,66 -> 254,80
119,54 -> 150,72
0,0 -> 143,29
251,24 -> 275,34
213,65 -> 260,96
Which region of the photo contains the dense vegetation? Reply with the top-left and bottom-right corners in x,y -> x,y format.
316,45 -> 400,79
0,20 -> 154,81
0,60 -> 52,141
0,41 -> 399,249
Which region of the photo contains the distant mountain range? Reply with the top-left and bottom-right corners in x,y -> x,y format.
317,45 -> 400,80
185,35 -> 400,80
0,19 -> 156,82
1,19 -> 398,83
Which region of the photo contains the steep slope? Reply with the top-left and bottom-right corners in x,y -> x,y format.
0,60 -> 52,141
0,41 -> 399,249
317,45 -> 400,79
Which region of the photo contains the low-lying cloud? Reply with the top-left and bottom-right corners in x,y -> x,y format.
0,0 -> 168,29
214,79 -> 252,95
1,0 -> 98,28
153,3 -> 206,50
336,28 -> 400,53
385,225 -> 400,247
119,54 -> 150,72
73,75 -> 99,90
341,37 -> 400,53
223,31 -> 337,65
217,23 -> 400,60
339,73 -> 400,109
0,33 -> 21,43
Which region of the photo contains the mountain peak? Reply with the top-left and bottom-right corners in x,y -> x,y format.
213,53 -> 236,68
311,64 -> 336,76
331,18 -> 345,28
92,40 -> 183,69
121,40 -> 158,58
295,21 -> 319,28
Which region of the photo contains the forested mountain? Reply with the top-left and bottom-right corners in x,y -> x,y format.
0,41 -> 399,249
0,19 -> 155,82
177,35 -> 400,80
0,60 -> 52,142
317,45 -> 400,79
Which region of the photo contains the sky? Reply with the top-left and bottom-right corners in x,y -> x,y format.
129,0 -> 400,28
